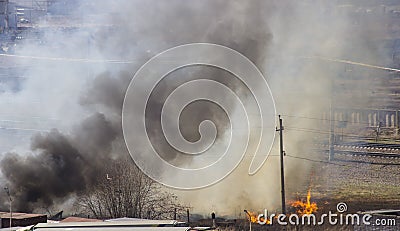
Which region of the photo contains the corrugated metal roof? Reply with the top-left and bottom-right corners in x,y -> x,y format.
34,227 -> 190,231
104,217 -> 178,225
60,217 -> 102,223
34,219 -> 181,228
0,212 -> 46,219
33,221 -> 192,230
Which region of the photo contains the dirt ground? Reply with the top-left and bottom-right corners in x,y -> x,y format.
280,152 -> 399,231
311,152 -> 400,213
238,152 -> 400,231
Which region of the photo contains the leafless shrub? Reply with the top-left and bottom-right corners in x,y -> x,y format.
76,158 -> 187,220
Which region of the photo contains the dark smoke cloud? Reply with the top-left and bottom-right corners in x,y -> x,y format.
1,129 -> 86,211
80,71 -> 132,115
0,0 -> 274,211
0,0 -> 280,212
105,0 -> 274,165
1,0 -> 376,214
0,112 -> 118,211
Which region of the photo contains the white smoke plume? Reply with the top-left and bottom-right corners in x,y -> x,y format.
0,0 -> 393,215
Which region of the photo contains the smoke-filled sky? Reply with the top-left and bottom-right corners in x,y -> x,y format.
0,0 -> 397,215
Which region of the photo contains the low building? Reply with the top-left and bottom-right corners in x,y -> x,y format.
0,212 -> 47,228
33,218 -> 213,230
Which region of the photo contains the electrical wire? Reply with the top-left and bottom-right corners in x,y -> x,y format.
285,154 -> 400,168
284,126 -> 377,139
0,53 -> 134,64
299,56 -> 400,73
279,114 -> 376,126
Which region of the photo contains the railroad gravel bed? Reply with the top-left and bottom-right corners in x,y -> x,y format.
311,154 -> 400,213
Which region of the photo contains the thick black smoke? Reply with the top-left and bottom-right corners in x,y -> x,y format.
0,0 -> 276,212
0,112 -> 119,211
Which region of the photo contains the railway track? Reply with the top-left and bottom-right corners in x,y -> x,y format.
316,142 -> 400,158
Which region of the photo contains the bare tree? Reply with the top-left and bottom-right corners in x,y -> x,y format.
76,158 -> 187,220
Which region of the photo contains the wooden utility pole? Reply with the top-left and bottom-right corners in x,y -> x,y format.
186,209 -> 190,224
276,115 -> 286,214
4,187 -> 12,230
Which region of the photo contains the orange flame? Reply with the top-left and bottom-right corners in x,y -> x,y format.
291,189 -> 318,215
244,210 -> 270,224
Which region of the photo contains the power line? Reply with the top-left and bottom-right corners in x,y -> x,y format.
284,126 -> 375,138
285,154 -> 350,167
299,56 -> 400,73
280,114 -> 372,126
0,126 -> 49,132
0,53 -> 134,64
285,154 -> 400,169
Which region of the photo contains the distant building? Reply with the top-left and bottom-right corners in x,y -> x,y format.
0,212 -> 47,228
0,0 -> 17,32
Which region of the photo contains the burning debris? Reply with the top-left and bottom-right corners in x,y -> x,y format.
244,209 -> 270,225
291,189 -> 318,215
